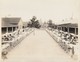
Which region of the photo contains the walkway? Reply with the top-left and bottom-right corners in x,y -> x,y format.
4,29 -> 76,62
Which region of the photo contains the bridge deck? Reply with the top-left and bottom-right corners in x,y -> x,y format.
4,29 -> 76,62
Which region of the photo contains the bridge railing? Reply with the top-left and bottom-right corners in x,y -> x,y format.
2,28 -> 34,59
45,28 -> 78,59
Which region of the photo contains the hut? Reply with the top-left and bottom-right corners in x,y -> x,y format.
1,17 -> 23,34
57,23 -> 78,35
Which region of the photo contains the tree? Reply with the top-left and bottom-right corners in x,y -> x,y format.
30,16 -> 37,27
27,16 -> 41,28
35,20 -> 41,28
48,19 -> 53,27
27,21 -> 32,27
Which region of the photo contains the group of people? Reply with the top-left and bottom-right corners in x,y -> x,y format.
2,34 -> 15,60
2,32 -> 18,60
2,29 -> 23,42
2,29 -> 28,60
47,28 -> 78,57
56,30 -> 78,45
2,34 -> 15,42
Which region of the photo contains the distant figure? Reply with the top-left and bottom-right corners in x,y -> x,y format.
17,30 -> 20,36
33,28 -> 35,35
4,36 -> 9,41
71,46 -> 74,58
2,51 -> 8,60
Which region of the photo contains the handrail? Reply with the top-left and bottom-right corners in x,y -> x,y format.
2,28 -> 34,59
45,28 -> 78,58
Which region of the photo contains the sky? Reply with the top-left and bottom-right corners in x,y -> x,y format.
0,0 -> 80,23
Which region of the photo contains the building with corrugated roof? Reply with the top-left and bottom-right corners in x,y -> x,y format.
1,17 -> 23,34
57,23 -> 78,35
52,17 -> 78,35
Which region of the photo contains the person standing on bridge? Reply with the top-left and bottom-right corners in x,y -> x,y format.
2,50 -> 8,60
71,46 -> 74,58
33,28 -> 35,35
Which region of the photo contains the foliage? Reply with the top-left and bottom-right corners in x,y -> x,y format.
48,20 -> 53,27
27,16 -> 41,28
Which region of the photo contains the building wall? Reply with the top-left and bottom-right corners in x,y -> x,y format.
18,19 -> 23,29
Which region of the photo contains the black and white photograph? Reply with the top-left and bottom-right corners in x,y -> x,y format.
0,0 -> 80,62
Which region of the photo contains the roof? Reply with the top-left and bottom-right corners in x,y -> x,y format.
58,23 -> 78,28
2,17 -> 21,27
